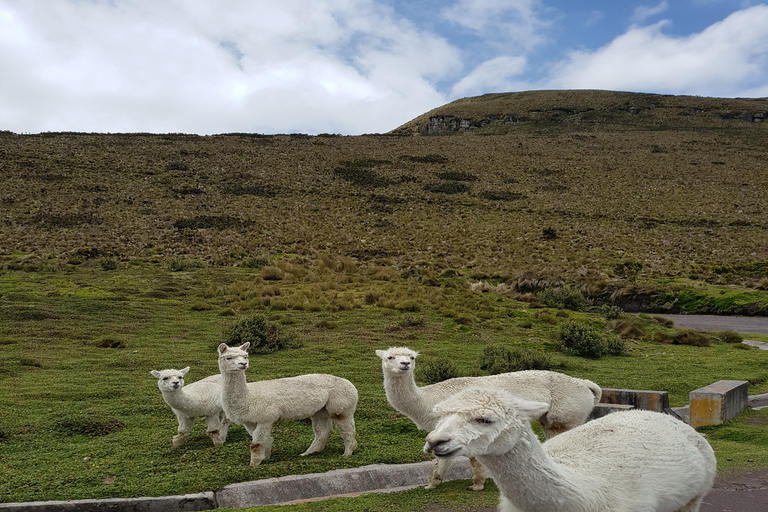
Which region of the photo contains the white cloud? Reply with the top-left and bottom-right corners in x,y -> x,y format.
0,0 -> 457,134
451,55 -> 528,97
546,5 -> 768,98
631,1 -> 669,24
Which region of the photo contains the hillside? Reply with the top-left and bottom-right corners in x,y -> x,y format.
391,89 -> 768,135
1,90 -> 767,288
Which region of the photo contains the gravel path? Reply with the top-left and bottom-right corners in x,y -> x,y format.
654,314 -> 768,335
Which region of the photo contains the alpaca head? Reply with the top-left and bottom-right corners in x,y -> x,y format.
375,347 -> 418,375
150,367 -> 190,392
218,343 -> 250,373
424,388 -> 549,458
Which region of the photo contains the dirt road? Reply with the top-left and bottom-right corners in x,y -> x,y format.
650,314 -> 768,335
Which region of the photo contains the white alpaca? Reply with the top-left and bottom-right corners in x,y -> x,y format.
217,343 -> 358,466
150,367 -> 229,447
376,347 -> 602,491
425,388 -> 716,512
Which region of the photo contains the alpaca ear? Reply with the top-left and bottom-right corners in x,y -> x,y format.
180,367 -> 190,376
514,398 -> 550,421
150,370 -> 160,378
375,350 -> 386,358
218,343 -> 229,354
240,342 -> 250,351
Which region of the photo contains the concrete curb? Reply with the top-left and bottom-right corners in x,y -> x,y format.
0,459 -> 472,512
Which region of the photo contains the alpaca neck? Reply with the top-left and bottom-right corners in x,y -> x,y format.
382,370 -> 432,429
161,388 -> 193,409
477,429 -> 590,512
219,369 -> 249,417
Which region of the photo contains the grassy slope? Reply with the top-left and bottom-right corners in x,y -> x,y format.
1,90 -> 768,506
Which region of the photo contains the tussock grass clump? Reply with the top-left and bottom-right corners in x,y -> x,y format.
479,345 -> 556,374
717,330 -> 744,344
224,314 -> 302,354
653,329 -> 712,347
417,357 -> 460,384
555,321 -> 626,359
607,317 -> 646,339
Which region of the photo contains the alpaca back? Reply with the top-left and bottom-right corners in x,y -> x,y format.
542,410 -> 716,509
241,373 -> 358,422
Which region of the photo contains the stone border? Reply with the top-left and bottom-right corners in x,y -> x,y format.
0,459 -> 472,512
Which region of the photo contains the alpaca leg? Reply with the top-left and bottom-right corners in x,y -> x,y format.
426,456 -> 452,489
173,414 -> 193,447
331,412 -> 358,456
219,412 -> 230,442
467,457 -> 486,491
678,495 -> 705,512
249,423 -> 273,466
205,415 -> 225,447
301,409 -> 332,456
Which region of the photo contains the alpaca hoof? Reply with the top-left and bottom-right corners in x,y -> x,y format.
467,484 -> 485,491
172,436 -> 185,448
424,483 -> 439,490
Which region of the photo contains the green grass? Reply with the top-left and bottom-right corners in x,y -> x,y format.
1,263 -> 768,505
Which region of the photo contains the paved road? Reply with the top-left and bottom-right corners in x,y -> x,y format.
656,314 -> 768,335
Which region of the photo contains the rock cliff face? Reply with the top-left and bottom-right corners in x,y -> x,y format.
420,114 -> 523,135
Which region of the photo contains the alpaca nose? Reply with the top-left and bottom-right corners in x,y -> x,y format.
424,433 -> 451,454
400,361 -> 410,369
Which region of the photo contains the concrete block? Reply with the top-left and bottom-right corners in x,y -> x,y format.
689,380 -> 749,428
599,388 -> 669,412
0,493 -> 216,512
216,459 -> 472,508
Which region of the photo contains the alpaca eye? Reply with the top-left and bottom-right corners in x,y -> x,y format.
476,417 -> 494,425
388,356 -> 394,360
162,377 -> 168,380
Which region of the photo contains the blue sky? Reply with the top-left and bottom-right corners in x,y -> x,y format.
1,1 -> 767,135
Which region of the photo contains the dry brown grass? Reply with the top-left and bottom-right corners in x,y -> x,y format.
1,91 -> 766,286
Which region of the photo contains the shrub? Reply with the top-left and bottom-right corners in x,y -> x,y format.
600,304 -> 626,320
417,357 -> 460,384
717,330 -> 744,344
479,345 -> 555,374
99,256 -> 119,271
241,256 -> 271,269
555,321 -> 625,359
224,314 -> 302,354
536,311 -> 558,324
537,286 -> 591,311
168,257 -> 206,272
